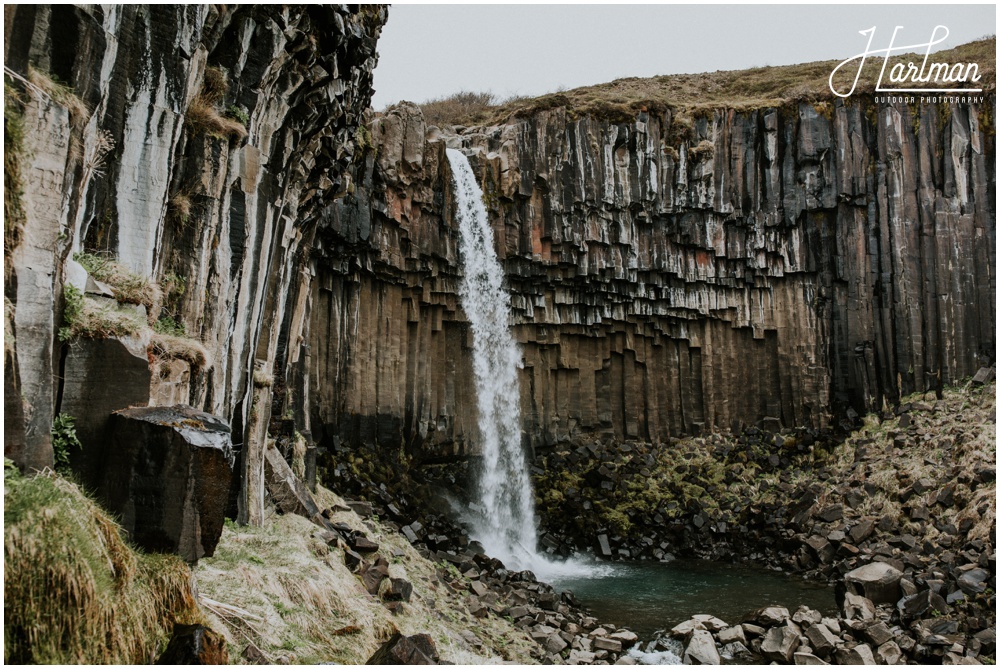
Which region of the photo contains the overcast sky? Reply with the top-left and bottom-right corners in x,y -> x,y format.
370,3 -> 996,109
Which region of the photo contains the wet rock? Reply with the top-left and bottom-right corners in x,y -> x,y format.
760,625 -> 801,663
156,624 -> 229,664
99,405 -> 234,562
366,632 -> 439,664
683,629 -> 721,665
845,562 -> 903,604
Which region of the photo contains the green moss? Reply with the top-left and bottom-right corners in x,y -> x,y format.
4,82 -> 27,263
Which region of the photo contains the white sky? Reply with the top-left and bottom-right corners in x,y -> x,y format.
370,2 -> 997,109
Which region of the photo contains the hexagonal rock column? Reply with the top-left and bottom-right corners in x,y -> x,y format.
98,405 -> 235,562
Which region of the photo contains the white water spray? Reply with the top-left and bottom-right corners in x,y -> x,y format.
447,148 -> 607,581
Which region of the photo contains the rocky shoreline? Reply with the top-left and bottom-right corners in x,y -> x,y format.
327,376 -> 995,665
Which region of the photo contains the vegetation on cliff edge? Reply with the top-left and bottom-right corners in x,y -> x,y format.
416,36 -> 995,126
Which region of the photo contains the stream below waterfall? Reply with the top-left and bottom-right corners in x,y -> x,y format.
550,559 -> 836,640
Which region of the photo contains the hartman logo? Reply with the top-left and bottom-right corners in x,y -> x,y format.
829,25 -> 983,98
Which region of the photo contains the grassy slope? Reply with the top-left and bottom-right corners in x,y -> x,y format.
421,37 -> 995,126
4,471 -> 204,664
195,485 -> 539,664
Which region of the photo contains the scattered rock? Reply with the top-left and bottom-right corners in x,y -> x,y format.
366,632 -> 439,664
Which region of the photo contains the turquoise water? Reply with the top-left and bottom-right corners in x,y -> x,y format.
550,559 -> 835,639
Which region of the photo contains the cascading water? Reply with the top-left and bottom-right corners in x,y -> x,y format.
447,147 -> 537,568
447,148 -> 606,581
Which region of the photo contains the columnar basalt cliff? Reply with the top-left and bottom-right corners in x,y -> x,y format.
4,5 -> 387,523
309,97 -> 995,458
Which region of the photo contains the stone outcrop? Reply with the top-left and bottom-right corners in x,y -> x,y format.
309,95 -> 994,457
4,6 -> 386,525
100,405 -> 234,561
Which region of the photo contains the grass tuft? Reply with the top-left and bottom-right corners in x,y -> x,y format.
150,332 -> 209,369
4,472 -> 204,663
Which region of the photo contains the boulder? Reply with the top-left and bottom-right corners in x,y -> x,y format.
751,606 -> 791,626
793,652 -> 830,665
760,625 -> 801,663
898,589 -> 949,620
382,577 -> 413,602
99,405 -> 233,562
593,637 -> 623,652
805,621 -> 839,655
156,624 -> 229,664
610,629 -> 639,648
691,615 -> 728,632
834,643 -> 876,664
670,619 -> 707,638
366,632 -> 439,664
717,626 -> 746,646
844,561 -> 904,604
843,592 -> 877,621
683,629 -> 721,665
876,641 -> 903,665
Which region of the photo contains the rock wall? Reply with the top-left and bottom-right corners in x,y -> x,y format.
309,98 -> 995,457
4,5 -> 386,524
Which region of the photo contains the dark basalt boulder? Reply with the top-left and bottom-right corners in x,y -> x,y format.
366,632 -> 439,665
156,624 -> 229,664
98,405 -> 234,562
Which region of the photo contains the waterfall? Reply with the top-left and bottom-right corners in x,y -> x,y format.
447,148 -> 538,569
446,148 -> 605,581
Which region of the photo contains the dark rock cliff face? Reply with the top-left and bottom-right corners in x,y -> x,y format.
4,5 -> 386,524
5,5 -> 994,504
309,99 -> 995,458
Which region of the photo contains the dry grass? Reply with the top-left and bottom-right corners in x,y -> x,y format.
27,65 -> 90,126
435,37 -> 995,126
195,486 -> 537,664
186,95 -> 248,141
4,471 -> 205,663
59,285 -> 146,342
418,90 -> 504,127
74,252 -> 162,313
150,332 -> 210,369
